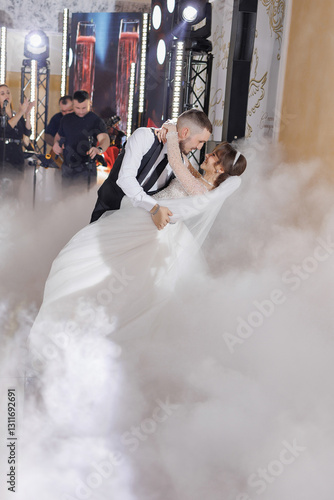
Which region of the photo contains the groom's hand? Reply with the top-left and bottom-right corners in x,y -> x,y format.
151,205 -> 173,230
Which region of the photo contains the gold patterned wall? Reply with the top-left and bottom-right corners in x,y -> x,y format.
246,0 -> 285,140
279,0 -> 334,164
208,0 -> 233,141
209,0 -> 286,143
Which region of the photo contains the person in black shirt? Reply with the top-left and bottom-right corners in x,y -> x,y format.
44,95 -> 73,147
0,84 -> 34,171
53,90 -> 110,188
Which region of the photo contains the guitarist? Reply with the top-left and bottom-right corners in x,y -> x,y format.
103,115 -> 126,171
44,95 -> 73,167
53,90 -> 109,188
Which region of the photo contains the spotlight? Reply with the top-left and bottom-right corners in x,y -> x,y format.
24,30 -> 49,65
182,5 -> 198,22
173,0 -> 212,52
176,0 -> 206,25
30,34 -> 42,47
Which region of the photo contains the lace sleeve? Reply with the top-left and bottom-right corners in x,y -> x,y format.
166,132 -> 208,196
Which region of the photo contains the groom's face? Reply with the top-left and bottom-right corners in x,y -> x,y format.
179,128 -> 211,155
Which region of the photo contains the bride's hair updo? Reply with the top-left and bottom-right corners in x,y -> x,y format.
213,142 -> 247,187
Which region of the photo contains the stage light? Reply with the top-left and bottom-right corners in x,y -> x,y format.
30,59 -> 37,140
157,39 -> 166,65
61,8 -> 69,96
167,0 -> 176,13
147,0 -> 176,125
24,30 -> 49,65
173,0 -> 212,51
126,62 -> 136,137
0,27 -> 7,84
152,5 -> 162,30
21,30 -> 50,154
138,13 -> 149,114
30,34 -> 42,47
182,5 -> 198,22
171,41 -> 184,120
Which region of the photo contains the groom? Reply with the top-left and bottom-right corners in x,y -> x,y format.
90,109 -> 212,228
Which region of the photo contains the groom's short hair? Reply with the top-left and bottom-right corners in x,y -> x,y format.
177,109 -> 212,134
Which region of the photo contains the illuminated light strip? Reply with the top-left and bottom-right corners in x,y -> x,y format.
30,60 -> 37,140
138,13 -> 149,113
126,62 -> 136,137
0,27 -> 7,84
61,8 -> 69,96
171,41 -> 184,120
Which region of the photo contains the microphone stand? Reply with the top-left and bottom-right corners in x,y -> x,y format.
32,159 -> 38,209
24,152 -> 60,208
0,102 -> 8,174
87,136 -> 95,191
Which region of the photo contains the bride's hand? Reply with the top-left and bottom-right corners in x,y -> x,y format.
155,127 -> 167,144
155,120 -> 177,144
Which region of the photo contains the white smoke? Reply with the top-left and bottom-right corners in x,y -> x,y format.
0,146 -> 334,500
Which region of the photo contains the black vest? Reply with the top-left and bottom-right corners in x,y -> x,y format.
96,130 -> 171,211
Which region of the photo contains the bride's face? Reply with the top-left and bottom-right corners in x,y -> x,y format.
201,151 -> 222,174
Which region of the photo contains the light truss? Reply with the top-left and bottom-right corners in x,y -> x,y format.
21,59 -> 50,154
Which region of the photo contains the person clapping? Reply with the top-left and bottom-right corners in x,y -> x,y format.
0,84 -> 35,172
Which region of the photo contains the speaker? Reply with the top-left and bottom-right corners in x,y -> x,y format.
222,0 -> 258,142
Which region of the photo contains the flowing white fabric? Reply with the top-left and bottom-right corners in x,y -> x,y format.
168,175 -> 242,246
29,176 -> 241,360
26,176 -> 241,499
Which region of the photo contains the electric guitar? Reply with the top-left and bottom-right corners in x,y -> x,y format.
49,149 -> 64,169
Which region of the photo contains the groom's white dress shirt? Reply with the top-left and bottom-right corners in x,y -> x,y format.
116,127 -> 173,212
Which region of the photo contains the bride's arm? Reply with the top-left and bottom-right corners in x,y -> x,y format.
165,127 -> 208,196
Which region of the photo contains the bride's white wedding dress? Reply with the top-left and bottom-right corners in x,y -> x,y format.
29,174 -> 240,365
29,134 -> 241,361
25,136 -> 241,500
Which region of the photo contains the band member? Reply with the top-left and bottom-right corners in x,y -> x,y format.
53,90 -> 109,188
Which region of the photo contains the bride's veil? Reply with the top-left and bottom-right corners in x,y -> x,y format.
167,176 -> 242,247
